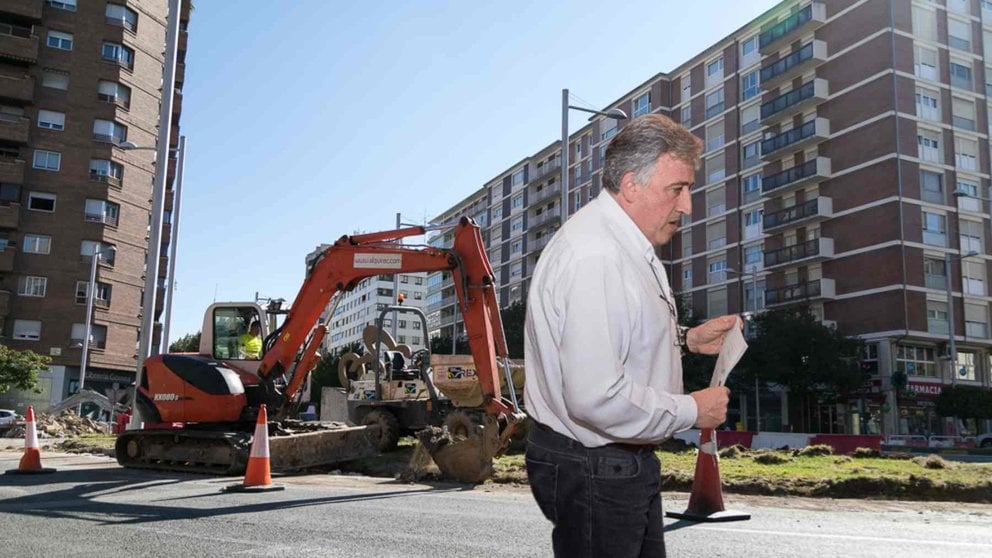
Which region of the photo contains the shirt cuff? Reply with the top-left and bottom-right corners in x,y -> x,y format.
672,393 -> 698,434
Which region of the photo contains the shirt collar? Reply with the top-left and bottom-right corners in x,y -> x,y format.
596,192 -> 657,263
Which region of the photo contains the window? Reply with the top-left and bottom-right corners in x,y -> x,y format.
706,186 -> 725,217
70,323 -> 108,350
744,244 -> 763,268
682,267 -> 693,289
952,97 -> 976,130
102,42 -> 135,69
681,74 -> 691,101
965,303 -> 989,338
917,130 -> 940,163
27,192 -> 56,213
17,276 -> 47,297
705,88 -> 724,119
927,300 -> 949,334
920,169 -> 943,204
632,92 -> 651,117
741,35 -> 758,62
105,4 -> 138,31
84,199 -> 120,226
924,256 -> 947,290
950,60 -> 973,90
75,281 -> 112,305
741,70 -> 759,101
948,18 -> 971,51
80,241 -> 116,265
36,109 -> 65,131
41,70 -> 69,90
896,345 -> 937,378
915,88 -> 939,121
706,220 -> 726,250
511,194 -> 524,210
47,0 -> 77,11
681,105 -> 691,128
511,239 -> 522,254
93,119 -> 127,144
922,211 -> 946,246
707,287 -> 728,317
948,0 -> 970,14
956,178 -> 981,212
89,159 -> 124,183
12,320 -> 41,341
510,261 -> 522,279
707,258 -> 728,281
681,230 -> 692,258
97,80 -> 131,109
32,150 -> 60,171
492,206 -> 503,220
511,169 -> 524,188
46,30 -> 73,51
743,173 -> 762,198
743,208 -> 763,240
742,140 -> 760,168
511,215 -> 523,234
705,153 -> 725,183
955,136 -> 978,170
706,57 -> 724,87
740,103 -> 760,135
914,46 -> 938,80
600,119 -> 618,142
960,219 -> 984,253
963,259 -> 986,296
912,6 -> 937,41
22,234 -> 52,254
705,121 -> 724,152
0,183 -> 19,203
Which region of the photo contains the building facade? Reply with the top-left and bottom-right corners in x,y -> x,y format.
429,0 -> 992,437
0,0 -> 189,412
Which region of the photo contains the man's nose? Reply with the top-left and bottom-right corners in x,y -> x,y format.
677,187 -> 692,215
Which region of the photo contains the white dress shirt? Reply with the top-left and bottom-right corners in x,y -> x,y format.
524,192 -> 698,447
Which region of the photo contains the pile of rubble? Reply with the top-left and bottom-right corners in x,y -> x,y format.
2,411 -> 110,439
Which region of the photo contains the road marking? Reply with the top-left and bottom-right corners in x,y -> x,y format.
689,525 -> 992,549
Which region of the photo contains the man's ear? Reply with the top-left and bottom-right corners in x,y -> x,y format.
618,171 -> 639,203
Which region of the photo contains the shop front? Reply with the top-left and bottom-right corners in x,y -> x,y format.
897,381 -> 949,436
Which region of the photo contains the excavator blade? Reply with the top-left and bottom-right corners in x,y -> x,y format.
269,422 -> 380,471
423,411 -> 501,483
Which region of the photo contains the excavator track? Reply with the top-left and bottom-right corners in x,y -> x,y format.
116,429 -> 252,475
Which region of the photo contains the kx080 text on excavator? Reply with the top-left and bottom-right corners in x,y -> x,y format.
116,218 -> 525,482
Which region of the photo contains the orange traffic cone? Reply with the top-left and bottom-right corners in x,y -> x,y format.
223,404 -> 284,493
666,428 -> 749,522
6,406 -> 56,475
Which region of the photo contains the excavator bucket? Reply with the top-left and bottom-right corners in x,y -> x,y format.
421,411 -> 502,483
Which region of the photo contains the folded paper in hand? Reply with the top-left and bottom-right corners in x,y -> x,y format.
710,321 -> 748,388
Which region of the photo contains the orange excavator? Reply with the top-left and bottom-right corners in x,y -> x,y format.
116,218 -> 524,481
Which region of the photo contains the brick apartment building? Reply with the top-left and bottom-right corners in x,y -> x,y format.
428,0 -> 992,437
0,0 -> 189,412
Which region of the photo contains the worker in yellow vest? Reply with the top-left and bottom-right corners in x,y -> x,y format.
239,321 -> 263,360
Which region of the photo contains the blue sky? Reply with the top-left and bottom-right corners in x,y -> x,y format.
169,0 -> 780,340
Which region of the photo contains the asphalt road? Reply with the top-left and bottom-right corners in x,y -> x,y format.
1,450 -> 991,557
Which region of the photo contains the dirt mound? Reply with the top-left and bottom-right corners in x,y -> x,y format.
2,411 -> 109,439
752,450 -> 793,465
718,444 -> 748,459
851,447 -> 880,458
913,454 -> 954,470
796,444 -> 833,457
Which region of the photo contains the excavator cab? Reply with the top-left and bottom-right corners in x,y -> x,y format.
199,303 -> 269,367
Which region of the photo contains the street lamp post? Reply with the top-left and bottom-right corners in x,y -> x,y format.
728,266 -> 760,431
561,89 -> 627,223
78,246 -> 116,416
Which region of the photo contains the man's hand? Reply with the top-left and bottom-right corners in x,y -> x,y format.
690,386 -> 730,429
686,314 -> 742,355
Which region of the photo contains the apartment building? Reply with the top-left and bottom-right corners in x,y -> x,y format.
428,0 -> 992,437
0,0 -> 189,412
305,244 -> 430,356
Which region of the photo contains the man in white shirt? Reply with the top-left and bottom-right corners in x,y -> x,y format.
524,114 -> 737,557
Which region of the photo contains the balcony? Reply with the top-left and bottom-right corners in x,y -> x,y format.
0,157 -> 24,184
0,202 -> 20,229
529,208 -> 561,228
529,234 -> 553,253
529,183 -> 562,206
764,237 -> 834,268
89,171 -> 122,189
760,40 -> 827,90
759,2 -> 827,55
760,118 -> 829,160
438,313 -> 457,328
0,73 -> 33,104
0,112 -> 29,144
763,197 -> 832,231
529,160 -> 561,184
765,278 -> 836,306
0,289 -> 9,317
0,25 -> 38,64
175,62 -> 185,87
761,157 -> 831,194
0,245 -> 15,272
158,256 -> 168,278
1,0 -> 42,20
760,78 -> 829,124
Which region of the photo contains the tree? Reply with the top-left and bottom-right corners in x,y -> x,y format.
501,300 -> 526,359
737,305 -> 866,431
935,385 -> 992,421
0,345 -> 51,394
676,294 -> 715,392
429,335 -> 470,355
169,332 -> 200,353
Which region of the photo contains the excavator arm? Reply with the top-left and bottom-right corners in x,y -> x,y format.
258,217 -> 517,422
